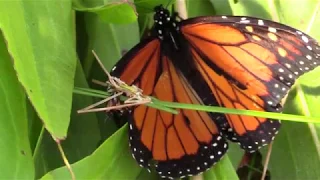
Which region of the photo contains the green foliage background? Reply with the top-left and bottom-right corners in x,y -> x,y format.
0,0 -> 319,179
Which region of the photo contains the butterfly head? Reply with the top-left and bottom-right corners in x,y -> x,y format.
153,5 -> 180,44
154,5 -> 171,25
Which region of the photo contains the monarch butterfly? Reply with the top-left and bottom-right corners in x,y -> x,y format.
110,4 -> 320,179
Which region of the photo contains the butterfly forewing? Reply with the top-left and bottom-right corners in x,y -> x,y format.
179,16 -> 320,151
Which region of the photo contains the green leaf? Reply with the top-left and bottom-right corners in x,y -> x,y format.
40,125 -> 144,179
265,83 -> 320,179
203,156 -> 239,180
36,7 -> 145,178
0,1 -> 77,139
78,8 -> 140,138
186,0 -> 216,17
0,31 -> 34,179
66,61 -> 101,160
265,70 -> 320,180
135,0 -> 175,13
136,169 -> 159,180
266,122 -> 320,179
81,13 -> 140,75
210,0 -> 271,19
33,61 -> 101,178
274,0 -> 320,38
73,0 -> 137,24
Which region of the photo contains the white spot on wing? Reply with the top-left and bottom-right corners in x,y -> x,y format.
268,27 -> 277,33
258,19 -> 264,26
306,55 -> 312,60
302,35 -> 309,43
241,20 -> 250,23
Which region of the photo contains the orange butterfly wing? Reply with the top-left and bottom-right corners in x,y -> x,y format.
111,39 -> 228,178
180,16 -> 320,151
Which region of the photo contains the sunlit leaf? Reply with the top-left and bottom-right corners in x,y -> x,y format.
0,1 -> 77,139
0,31 -> 34,179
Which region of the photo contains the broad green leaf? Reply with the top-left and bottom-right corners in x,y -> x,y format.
81,13 -> 140,75
135,0 -> 175,13
266,84 -> 320,179
40,125 -> 144,179
210,0 -> 272,19
266,67 -> 320,180
0,32 -> 34,179
65,61 -> 101,161
274,0 -> 320,38
227,143 -> 244,168
73,0 -> 137,24
0,1 -> 77,139
267,122 -> 320,179
33,61 -> 101,178
78,9 -> 140,139
203,156 -> 239,180
186,0 -> 216,17
136,169 -> 159,180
